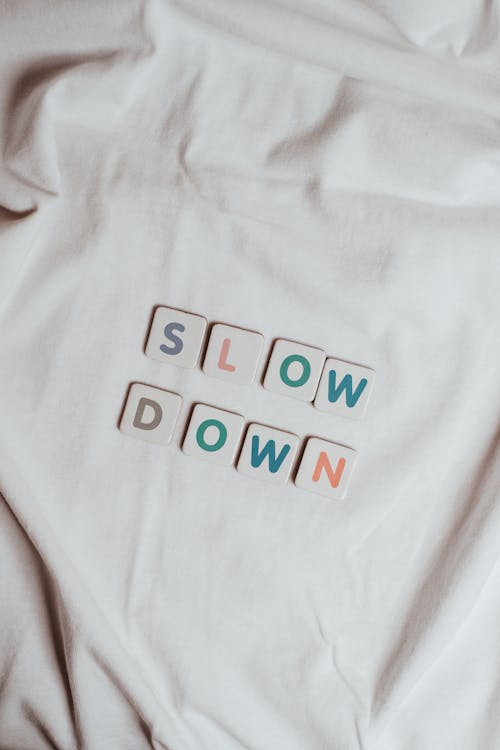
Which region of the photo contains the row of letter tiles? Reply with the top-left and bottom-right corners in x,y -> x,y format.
120,384 -> 357,499
145,306 -> 375,419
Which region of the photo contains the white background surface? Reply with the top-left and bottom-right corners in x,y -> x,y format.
1,1 -> 500,748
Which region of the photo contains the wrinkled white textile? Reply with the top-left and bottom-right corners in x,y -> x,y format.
1,1 -> 500,748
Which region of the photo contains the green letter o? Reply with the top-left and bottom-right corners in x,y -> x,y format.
196,419 -> 227,452
279,354 -> 311,388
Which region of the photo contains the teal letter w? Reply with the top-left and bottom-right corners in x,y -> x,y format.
251,436 -> 290,473
328,370 -> 368,408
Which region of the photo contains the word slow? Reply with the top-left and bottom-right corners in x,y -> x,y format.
120,384 -> 357,500
144,306 -> 376,417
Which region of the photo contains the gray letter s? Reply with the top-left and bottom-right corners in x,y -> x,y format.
160,322 -> 185,355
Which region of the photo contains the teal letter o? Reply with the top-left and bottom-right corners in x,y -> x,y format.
279,354 -> 311,388
196,419 -> 227,452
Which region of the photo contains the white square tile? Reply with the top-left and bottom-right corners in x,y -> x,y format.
202,323 -> 264,385
145,306 -> 207,368
182,403 -> 245,466
295,437 -> 357,500
263,339 -> 326,402
119,383 -> 182,445
237,423 -> 299,485
314,358 -> 375,419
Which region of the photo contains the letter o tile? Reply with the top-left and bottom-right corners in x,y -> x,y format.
182,403 -> 245,466
263,339 -> 325,402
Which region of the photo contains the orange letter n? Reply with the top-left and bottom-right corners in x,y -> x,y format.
312,451 -> 346,488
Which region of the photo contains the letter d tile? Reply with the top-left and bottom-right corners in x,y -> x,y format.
120,383 -> 182,445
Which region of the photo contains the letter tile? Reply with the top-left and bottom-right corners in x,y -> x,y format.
120,383 -> 182,445
314,358 -> 375,419
295,437 -> 357,500
145,306 -> 207,368
182,403 -> 245,466
263,339 -> 325,402
237,423 -> 299,485
202,323 -> 264,385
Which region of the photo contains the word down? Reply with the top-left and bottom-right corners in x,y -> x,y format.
145,306 -> 375,417
120,384 -> 357,500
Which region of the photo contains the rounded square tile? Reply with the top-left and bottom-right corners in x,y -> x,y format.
314,358 -> 375,419
237,423 -> 299,485
263,339 -> 326,402
145,306 -> 207,368
119,383 -> 182,445
202,323 -> 264,385
295,437 -> 357,500
182,403 -> 245,466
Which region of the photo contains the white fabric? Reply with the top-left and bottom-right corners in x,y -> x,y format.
1,1 -> 500,748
